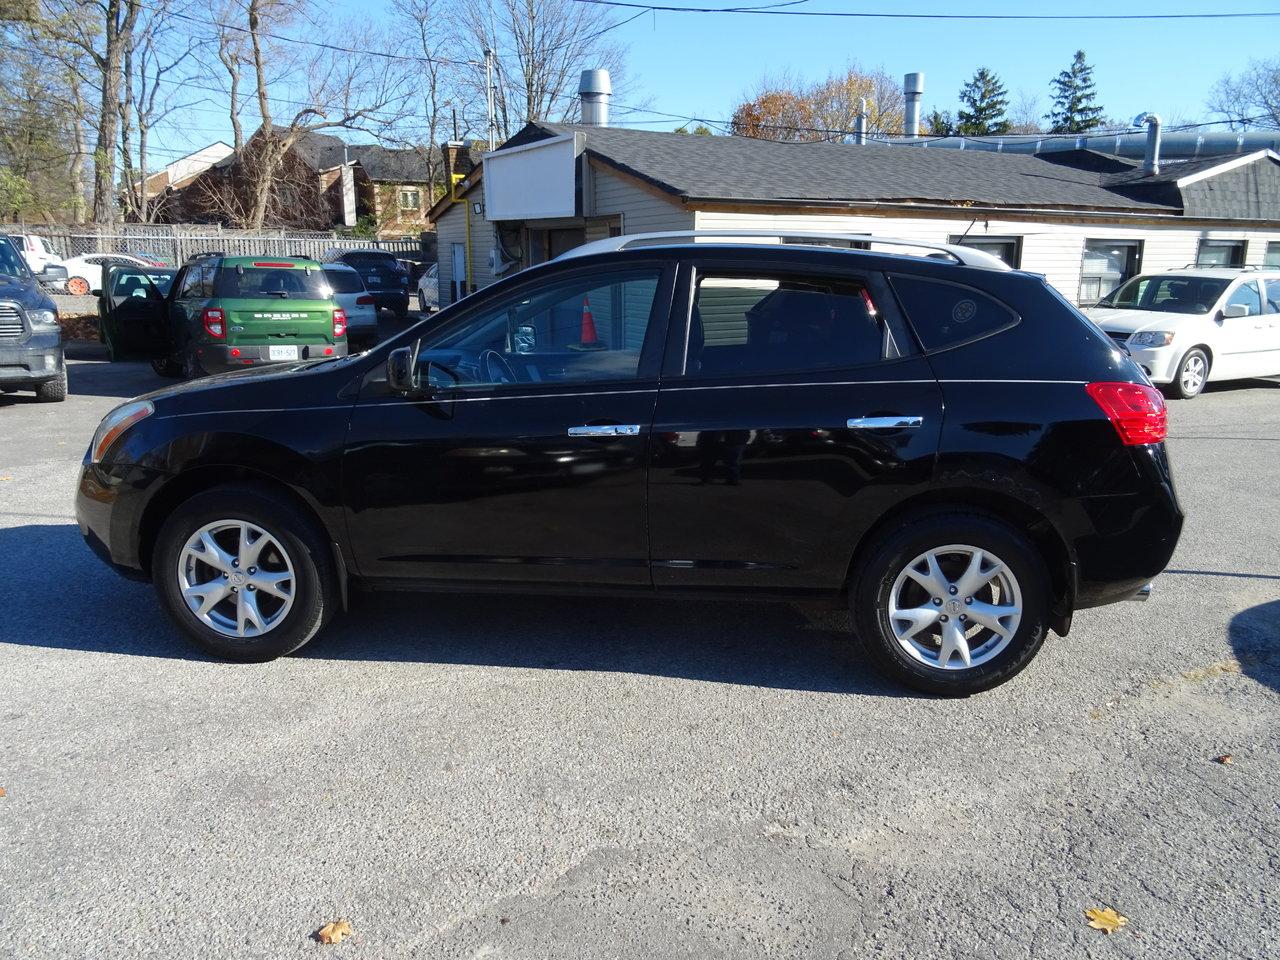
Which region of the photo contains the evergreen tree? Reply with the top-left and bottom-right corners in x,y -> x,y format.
924,108 -> 955,136
1047,50 -> 1106,133
956,67 -> 1011,136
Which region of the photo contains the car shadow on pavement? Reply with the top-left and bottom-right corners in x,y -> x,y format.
1229,599 -> 1280,693
66,355 -> 168,400
3,522 -> 911,697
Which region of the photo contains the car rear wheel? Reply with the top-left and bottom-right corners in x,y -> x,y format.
850,510 -> 1050,695
1167,348 -> 1209,400
153,484 -> 338,661
418,291 -> 427,312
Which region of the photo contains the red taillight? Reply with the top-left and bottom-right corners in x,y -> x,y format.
229,348 -> 240,357
202,307 -> 225,339
333,308 -> 347,338
1086,381 -> 1167,446
355,294 -> 375,305
252,261 -> 296,268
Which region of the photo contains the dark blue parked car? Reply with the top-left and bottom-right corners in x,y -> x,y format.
0,234 -> 69,402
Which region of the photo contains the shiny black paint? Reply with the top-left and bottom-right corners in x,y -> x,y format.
76,245 -> 1183,625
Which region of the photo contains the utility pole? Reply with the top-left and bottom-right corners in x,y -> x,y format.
484,47 -> 497,151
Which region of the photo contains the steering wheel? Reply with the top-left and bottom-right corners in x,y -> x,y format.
480,349 -> 518,385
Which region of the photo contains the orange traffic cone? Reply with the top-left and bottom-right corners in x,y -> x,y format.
580,295 -> 600,346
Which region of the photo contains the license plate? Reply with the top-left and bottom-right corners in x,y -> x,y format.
268,345 -> 299,361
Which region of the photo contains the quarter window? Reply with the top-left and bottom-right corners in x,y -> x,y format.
687,272 -> 907,377
418,269 -> 662,388
888,275 -> 1018,352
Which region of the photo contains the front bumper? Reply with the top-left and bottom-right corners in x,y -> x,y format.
196,341 -> 348,373
0,332 -> 64,385
75,458 -> 167,580
1116,343 -> 1181,384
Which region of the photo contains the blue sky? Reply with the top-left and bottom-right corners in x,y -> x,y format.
155,1 -> 1279,161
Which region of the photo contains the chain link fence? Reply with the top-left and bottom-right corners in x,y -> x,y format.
17,223 -> 429,266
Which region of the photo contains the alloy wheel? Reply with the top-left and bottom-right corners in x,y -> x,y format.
176,520 -> 296,639
1181,354 -> 1207,395
887,544 -> 1022,671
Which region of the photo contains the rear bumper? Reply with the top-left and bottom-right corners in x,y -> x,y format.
197,341 -> 348,373
0,333 -> 64,385
370,290 -> 410,313
1072,444 -> 1184,609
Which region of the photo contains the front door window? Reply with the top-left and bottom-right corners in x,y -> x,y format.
418,269 -> 662,389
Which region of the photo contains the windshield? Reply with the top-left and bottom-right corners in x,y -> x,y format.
0,238 -> 31,280
1097,274 -> 1229,314
213,264 -> 331,299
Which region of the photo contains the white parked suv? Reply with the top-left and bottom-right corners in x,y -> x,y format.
1086,268 -> 1280,398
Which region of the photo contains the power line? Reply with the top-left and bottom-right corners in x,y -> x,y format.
572,0 -> 1280,22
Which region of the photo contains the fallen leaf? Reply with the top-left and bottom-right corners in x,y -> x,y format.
0,476 -> 11,482
1084,906 -> 1128,934
499,917 -> 510,925
315,920 -> 352,945
0,786 -> 6,798
1214,754 -> 1234,765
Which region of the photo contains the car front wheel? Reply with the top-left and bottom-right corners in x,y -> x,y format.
1168,348 -> 1209,400
153,484 -> 338,660
850,510 -> 1050,695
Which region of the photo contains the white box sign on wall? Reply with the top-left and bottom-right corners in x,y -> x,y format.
483,133 -> 583,221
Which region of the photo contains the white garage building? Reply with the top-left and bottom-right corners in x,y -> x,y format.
430,122 -> 1280,309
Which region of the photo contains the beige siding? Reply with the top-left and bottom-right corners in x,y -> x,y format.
693,209 -> 1280,304
592,168 -> 693,234
434,182 -> 494,307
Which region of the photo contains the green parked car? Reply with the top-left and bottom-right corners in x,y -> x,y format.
97,254 -> 348,378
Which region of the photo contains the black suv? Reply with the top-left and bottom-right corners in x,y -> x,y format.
327,249 -> 410,318
75,235 -> 1182,694
0,233 -> 69,402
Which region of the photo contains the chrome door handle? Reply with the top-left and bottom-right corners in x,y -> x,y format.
567,424 -> 641,437
847,416 -> 924,429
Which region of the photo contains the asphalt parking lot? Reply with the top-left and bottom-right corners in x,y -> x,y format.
1,345 -> 1277,959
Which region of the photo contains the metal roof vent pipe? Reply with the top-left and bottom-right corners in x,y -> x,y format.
1135,112 -> 1162,176
903,72 -> 925,138
579,69 -> 612,127
854,98 -> 868,145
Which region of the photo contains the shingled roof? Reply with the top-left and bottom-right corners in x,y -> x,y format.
507,123 -> 1193,213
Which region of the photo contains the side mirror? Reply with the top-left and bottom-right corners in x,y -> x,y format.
91,288 -> 102,297
41,264 -> 69,282
386,346 -> 420,395
1223,303 -> 1250,319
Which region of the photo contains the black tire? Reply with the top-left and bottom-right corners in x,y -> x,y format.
35,369 -> 67,402
417,291 -> 427,313
849,509 -> 1050,696
151,356 -> 182,378
1165,347 -> 1209,400
182,344 -> 206,380
152,483 -> 338,661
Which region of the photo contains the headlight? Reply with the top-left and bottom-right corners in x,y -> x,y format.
1128,331 -> 1174,347
90,400 -> 154,463
28,308 -> 58,329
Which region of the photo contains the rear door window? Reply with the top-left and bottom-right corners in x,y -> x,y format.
888,275 -> 1018,351
687,270 -> 909,377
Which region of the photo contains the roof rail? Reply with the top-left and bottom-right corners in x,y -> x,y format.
557,230 -> 1012,271
1178,262 -> 1263,271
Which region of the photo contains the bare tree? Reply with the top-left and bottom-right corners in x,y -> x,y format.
454,0 -> 630,142
119,2 -> 200,222
212,0 -> 252,152
236,0 -> 413,227
54,0 -> 141,221
1208,57 -> 1280,130
1007,90 -> 1044,135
